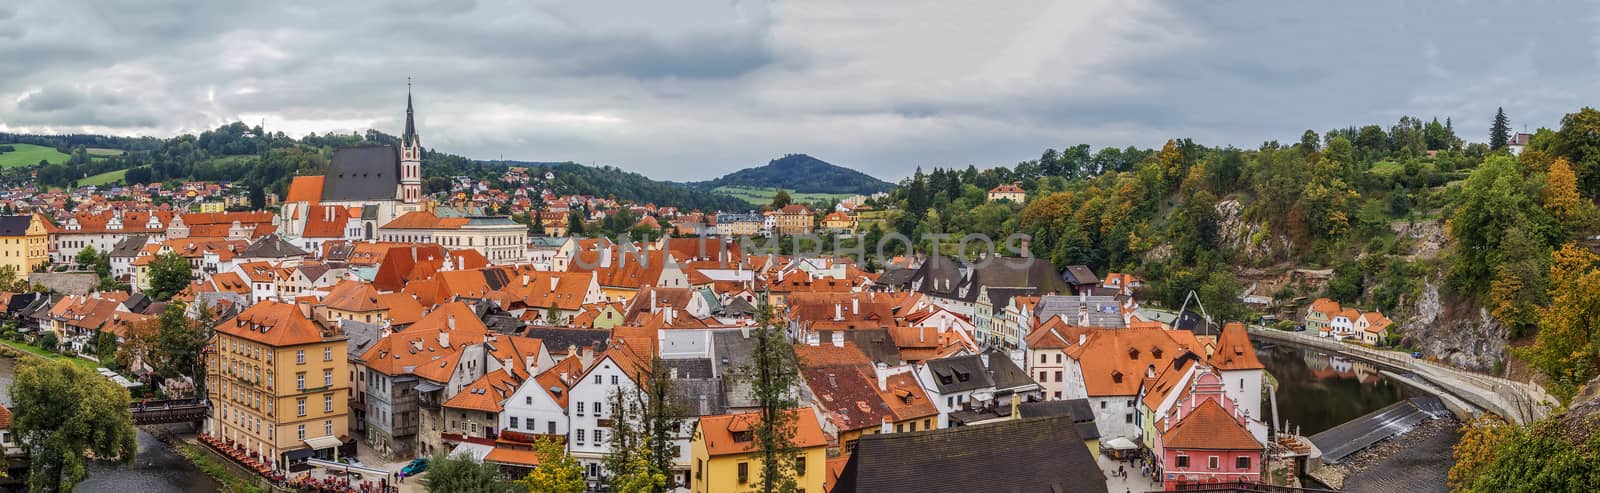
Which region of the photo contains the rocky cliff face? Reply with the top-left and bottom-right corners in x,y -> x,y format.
1400,280 -> 1507,372
1215,199 -> 1292,262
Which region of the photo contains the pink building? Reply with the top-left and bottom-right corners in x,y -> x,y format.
1156,371 -> 1263,489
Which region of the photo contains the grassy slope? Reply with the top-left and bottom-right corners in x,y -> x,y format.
81,168 -> 128,186
0,143 -> 70,168
714,185 -> 854,206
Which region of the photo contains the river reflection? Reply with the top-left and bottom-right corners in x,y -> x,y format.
1254,340 -> 1416,436
0,356 -> 219,493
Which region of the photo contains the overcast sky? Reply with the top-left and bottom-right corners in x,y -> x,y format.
1,1 -> 1595,181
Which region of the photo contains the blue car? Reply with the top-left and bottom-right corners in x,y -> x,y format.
401,458 -> 428,476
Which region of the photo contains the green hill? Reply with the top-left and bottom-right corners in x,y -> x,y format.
690,154 -> 893,195
0,143 -> 70,168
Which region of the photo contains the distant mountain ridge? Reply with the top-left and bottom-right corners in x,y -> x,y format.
689,154 -> 894,195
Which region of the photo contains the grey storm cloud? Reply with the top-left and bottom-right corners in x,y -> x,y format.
1,0 -> 1599,181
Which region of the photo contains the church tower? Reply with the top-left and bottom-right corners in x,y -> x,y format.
399,82 -> 423,205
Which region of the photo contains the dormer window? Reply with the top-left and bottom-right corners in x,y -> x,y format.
1112,371 -> 1123,384
1152,348 -> 1164,359
1128,348 -> 1140,360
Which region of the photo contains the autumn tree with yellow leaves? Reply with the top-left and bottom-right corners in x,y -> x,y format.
1516,243 -> 1600,401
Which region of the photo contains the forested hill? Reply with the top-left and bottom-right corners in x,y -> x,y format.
873,111 -> 1600,402
688,153 -> 894,194
501,161 -> 750,212
0,124 -> 747,212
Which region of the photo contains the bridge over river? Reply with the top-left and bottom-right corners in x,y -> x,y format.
131,398 -> 209,425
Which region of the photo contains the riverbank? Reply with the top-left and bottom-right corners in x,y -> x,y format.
1311,416 -> 1460,492
0,353 -> 221,492
0,338 -> 99,370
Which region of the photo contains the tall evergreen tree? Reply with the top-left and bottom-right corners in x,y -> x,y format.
1491,107 -> 1512,150
642,356 -> 683,491
746,303 -> 800,493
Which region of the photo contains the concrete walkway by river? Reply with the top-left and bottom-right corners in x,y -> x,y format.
1245,325 -> 1556,425
1133,308 -> 1556,425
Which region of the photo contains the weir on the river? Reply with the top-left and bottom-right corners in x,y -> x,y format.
1310,396 -> 1452,464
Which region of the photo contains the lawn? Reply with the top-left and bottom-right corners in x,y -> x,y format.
0,143 -> 70,168
85,147 -> 124,157
714,185 -> 855,207
0,338 -> 100,370
81,168 -> 129,187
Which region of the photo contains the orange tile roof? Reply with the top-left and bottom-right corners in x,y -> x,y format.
990,183 -> 1024,194
215,301 -> 338,347
323,280 -> 383,313
361,303 -> 486,378
1024,316 -> 1096,350
376,293 -> 424,326
698,408 -> 827,456
877,372 -> 937,422
1161,399 -> 1261,451
443,369 -> 522,413
1072,328 -> 1197,397
534,357 -> 584,408
1209,323 -> 1263,371
302,205 -> 350,238
285,176 -> 325,204
381,211 -> 470,230
1309,298 -> 1340,317
0,403 -> 11,428
484,445 -> 542,467
1140,357 -> 1198,410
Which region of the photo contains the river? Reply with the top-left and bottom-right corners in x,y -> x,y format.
1252,340 -> 1417,436
0,357 -> 220,493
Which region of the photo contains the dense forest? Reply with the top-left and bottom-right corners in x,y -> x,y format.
0,124 -> 746,212
685,153 -> 895,194
876,109 -> 1600,406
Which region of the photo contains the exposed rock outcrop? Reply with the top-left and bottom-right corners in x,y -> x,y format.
1400,280 -> 1506,372
1215,199 -> 1291,262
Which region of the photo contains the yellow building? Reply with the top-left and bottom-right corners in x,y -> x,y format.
820,211 -> 857,236
0,214 -> 49,281
207,301 -> 351,467
198,201 -> 226,213
690,408 -> 828,493
774,205 -> 814,235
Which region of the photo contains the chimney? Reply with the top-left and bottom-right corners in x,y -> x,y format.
980,352 -> 990,367
1079,306 -> 1089,327
852,298 -> 859,315
740,325 -> 750,339
447,313 -> 456,330
550,276 -> 559,292
438,330 -> 450,348
651,289 -> 658,312
831,331 -> 844,348
522,274 -> 530,287
567,344 -> 578,359
876,365 -> 888,390
1020,238 -> 1030,256
1078,333 -> 1087,345
834,303 -> 842,321
504,358 -> 515,376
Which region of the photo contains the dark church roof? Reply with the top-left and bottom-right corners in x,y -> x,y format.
240,234 -> 310,259
832,415 -> 1107,493
0,215 -> 32,236
324,145 -> 402,202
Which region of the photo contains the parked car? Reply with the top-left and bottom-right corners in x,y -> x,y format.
1411,351 -> 1424,359
401,458 -> 428,476
338,457 -> 365,468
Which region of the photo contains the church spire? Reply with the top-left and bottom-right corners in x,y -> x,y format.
403,77 -> 418,147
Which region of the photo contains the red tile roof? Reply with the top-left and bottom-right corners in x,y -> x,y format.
215,301 -> 338,347
698,408 -> 827,456
1161,399 -> 1260,451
